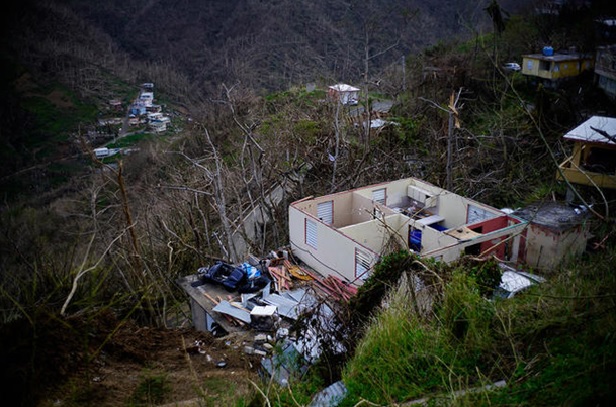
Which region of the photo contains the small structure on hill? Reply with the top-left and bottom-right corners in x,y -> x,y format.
513,202 -> 591,271
108,99 -> 123,111
94,147 -> 109,158
328,83 -> 360,105
139,92 -> 154,107
557,115 -> 616,190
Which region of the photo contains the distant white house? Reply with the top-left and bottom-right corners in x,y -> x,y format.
149,120 -> 167,132
93,147 -> 121,159
128,115 -> 140,126
139,92 -> 154,107
94,147 -> 109,158
147,112 -> 164,122
328,83 -> 360,105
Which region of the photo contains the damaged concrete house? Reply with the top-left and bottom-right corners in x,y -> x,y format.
289,177 -> 530,285
328,83 -> 360,105
178,174 -> 593,391
180,175 -> 592,335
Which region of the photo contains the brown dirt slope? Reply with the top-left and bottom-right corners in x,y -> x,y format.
0,309 -> 261,406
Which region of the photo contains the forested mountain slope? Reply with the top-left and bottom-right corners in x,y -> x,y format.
66,0 -> 505,91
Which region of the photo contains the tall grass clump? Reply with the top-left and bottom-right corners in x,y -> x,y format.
342,263 -> 503,405
342,273 -> 456,405
482,238 -> 616,406
438,270 -> 496,359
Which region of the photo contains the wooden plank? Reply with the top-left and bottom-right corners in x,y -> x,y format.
203,292 -> 219,305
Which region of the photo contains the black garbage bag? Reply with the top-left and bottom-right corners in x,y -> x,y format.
199,261 -> 235,285
222,267 -> 248,292
238,275 -> 272,294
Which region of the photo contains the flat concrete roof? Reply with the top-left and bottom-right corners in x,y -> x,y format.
522,53 -> 592,62
513,202 -> 589,231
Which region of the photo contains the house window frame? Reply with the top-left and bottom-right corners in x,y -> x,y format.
467,204 -> 495,225
305,218 -> 318,249
355,248 -> 372,280
317,200 -> 334,225
372,188 -> 386,205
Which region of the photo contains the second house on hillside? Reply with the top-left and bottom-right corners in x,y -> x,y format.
521,46 -> 594,87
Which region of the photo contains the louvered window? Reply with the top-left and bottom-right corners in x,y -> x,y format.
355,248 -> 372,280
305,218 -> 317,249
317,200 -> 333,225
372,188 -> 386,205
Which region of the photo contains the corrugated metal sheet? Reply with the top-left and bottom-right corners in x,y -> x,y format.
563,116 -> 616,145
212,301 -> 251,324
309,381 -> 347,407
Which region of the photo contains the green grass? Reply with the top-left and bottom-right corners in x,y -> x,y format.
263,238 -> 616,406
21,86 -> 98,141
340,239 -> 616,406
106,133 -> 155,148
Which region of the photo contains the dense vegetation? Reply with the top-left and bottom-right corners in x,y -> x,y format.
340,244 -> 616,405
1,0 -> 616,405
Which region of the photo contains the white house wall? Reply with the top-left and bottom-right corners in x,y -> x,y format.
436,193 -> 470,229
339,220 -> 389,253
288,204 -> 378,284
338,213 -> 409,253
418,225 -> 458,254
350,193 -> 377,224
523,224 -> 589,270
293,192 -> 354,227
383,214 -> 412,247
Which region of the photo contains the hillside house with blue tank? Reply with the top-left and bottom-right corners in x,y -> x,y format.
522,46 -> 594,87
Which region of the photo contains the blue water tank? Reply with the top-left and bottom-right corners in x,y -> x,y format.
542,46 -> 554,56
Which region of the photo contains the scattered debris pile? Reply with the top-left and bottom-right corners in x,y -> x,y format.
177,248 -> 357,387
